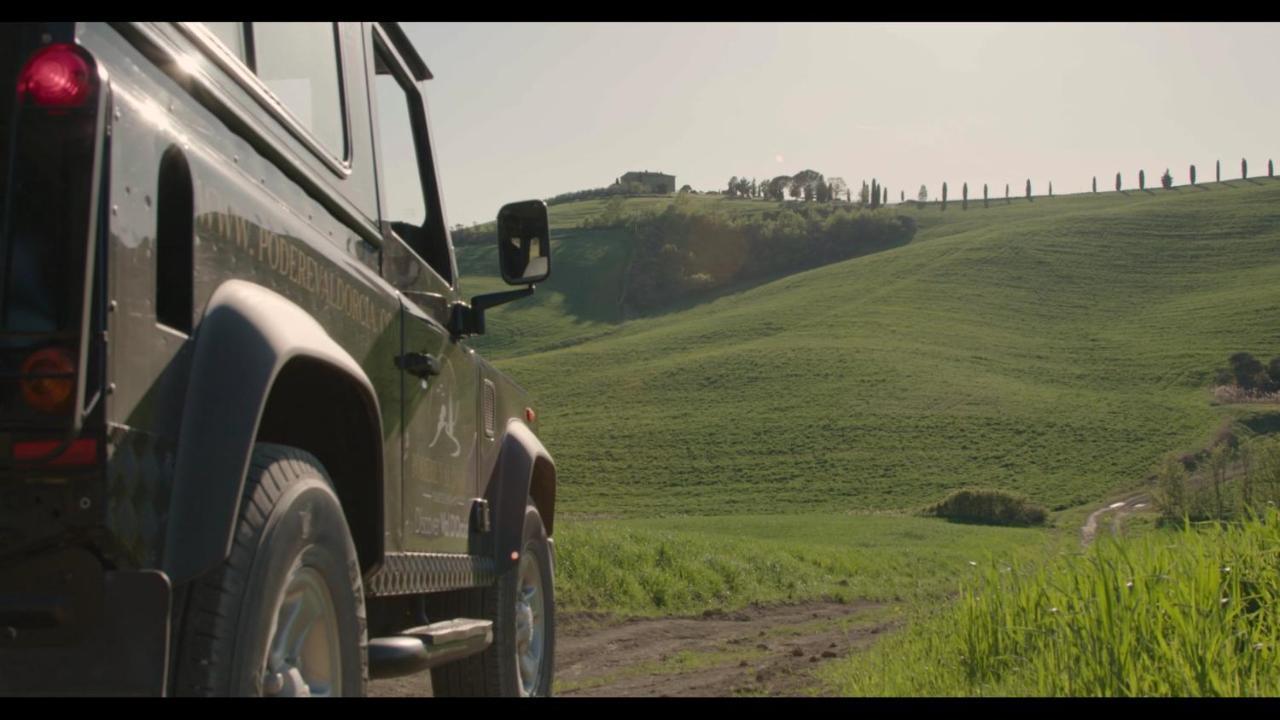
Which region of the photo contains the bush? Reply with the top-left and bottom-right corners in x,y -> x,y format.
926,488 -> 1048,527
1154,435 -> 1280,524
1229,352 -> 1271,391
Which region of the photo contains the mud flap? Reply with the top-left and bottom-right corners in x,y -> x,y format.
0,549 -> 170,696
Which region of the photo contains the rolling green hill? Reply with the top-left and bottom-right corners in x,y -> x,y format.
473,180 -> 1280,517
455,192 -> 795,357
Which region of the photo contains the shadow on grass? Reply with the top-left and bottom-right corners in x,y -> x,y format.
934,516 -> 1047,528
1241,411 -> 1280,437
623,235 -> 914,322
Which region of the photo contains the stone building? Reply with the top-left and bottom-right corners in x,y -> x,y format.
617,170 -> 676,194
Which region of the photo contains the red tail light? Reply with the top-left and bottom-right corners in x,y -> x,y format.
20,347 -> 76,415
13,438 -> 98,466
17,43 -> 94,109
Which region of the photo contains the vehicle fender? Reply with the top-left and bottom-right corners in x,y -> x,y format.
161,279 -> 381,586
487,420 -> 555,577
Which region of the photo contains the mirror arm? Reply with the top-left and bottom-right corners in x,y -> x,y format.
471,285 -> 534,313
453,285 -> 535,337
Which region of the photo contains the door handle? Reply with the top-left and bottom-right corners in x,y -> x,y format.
396,351 -> 441,378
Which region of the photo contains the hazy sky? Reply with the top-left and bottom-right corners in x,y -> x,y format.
403,23 -> 1280,227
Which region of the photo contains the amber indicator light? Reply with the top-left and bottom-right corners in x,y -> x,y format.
20,347 -> 76,414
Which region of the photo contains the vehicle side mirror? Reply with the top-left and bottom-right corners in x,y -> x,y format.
497,200 -> 551,285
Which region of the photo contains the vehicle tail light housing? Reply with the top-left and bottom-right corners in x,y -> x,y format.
13,438 -> 98,466
17,43 -> 96,110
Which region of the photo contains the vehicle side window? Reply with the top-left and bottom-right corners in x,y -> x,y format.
202,22 -> 248,64
250,22 -> 348,160
372,41 -> 452,284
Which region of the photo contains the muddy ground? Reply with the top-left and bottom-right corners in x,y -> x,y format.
369,600 -> 898,698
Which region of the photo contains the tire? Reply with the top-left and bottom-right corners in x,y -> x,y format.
172,443 -> 368,696
427,501 -> 556,697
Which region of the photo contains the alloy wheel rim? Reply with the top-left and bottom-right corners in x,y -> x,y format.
261,565 -> 342,697
515,546 -> 546,697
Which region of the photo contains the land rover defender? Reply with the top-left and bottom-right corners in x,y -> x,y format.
0,21 -> 557,697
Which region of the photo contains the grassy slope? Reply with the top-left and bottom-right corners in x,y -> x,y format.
481,181 -> 1280,516
555,514 -> 1057,617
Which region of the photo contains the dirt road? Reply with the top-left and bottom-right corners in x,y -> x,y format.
1080,491 -> 1151,545
369,600 -> 898,698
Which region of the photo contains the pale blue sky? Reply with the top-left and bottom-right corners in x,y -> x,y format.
403,23 -> 1280,227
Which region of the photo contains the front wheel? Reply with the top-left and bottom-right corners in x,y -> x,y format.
428,501 -> 556,696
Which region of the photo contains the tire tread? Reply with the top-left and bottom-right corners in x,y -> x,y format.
172,443 -> 365,696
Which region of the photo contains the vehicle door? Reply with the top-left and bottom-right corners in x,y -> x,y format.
368,24 -> 478,555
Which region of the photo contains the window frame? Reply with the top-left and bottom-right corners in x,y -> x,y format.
180,21 -> 353,177
369,24 -> 455,288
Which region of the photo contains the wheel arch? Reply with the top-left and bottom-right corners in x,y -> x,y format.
255,355 -> 384,576
161,280 -> 384,587
487,420 -> 556,577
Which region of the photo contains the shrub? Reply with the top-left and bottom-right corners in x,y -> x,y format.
927,488 -> 1048,527
1229,352 -> 1270,390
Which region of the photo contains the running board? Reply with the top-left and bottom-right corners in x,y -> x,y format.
368,618 -> 494,680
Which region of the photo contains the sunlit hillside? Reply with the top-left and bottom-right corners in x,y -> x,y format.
465,180 -> 1280,516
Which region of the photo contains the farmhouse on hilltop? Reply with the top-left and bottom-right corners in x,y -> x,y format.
615,170 -> 676,194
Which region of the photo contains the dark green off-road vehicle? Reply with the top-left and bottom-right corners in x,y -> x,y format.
0,21 -> 557,697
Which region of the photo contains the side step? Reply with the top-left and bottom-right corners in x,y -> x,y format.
369,618 -> 494,680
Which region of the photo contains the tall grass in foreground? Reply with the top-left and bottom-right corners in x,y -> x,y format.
825,511 -> 1280,696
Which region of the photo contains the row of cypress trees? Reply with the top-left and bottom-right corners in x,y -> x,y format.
927,157 -> 1274,211
1092,158 -> 1274,193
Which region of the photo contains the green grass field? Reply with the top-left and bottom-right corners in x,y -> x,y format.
555,514 -> 1057,617
472,180 -> 1280,518
822,511 -> 1280,696
460,182 -> 1280,695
